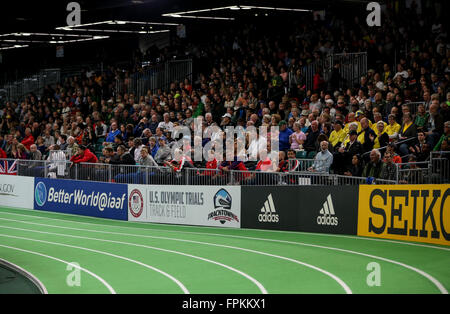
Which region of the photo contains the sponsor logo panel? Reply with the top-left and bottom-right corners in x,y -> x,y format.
0,175 -> 34,209
127,185 -> 241,228
358,185 -> 450,246
241,186 -> 358,234
34,178 -> 128,220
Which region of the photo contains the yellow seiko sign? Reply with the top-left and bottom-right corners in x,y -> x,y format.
358,185 -> 450,246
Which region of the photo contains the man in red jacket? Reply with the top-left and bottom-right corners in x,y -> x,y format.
21,128 -> 35,150
70,145 -> 98,164
69,145 -> 98,180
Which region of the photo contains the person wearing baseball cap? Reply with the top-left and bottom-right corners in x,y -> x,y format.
278,120 -> 293,152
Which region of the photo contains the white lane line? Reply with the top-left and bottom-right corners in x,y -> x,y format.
0,233 -> 188,294
0,218 -> 351,293
1,215 -> 448,294
0,241 -> 115,294
0,257 -> 48,294
1,208 -> 448,252
0,224 -> 267,294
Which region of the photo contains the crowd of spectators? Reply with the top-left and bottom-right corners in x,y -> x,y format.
0,2 -> 449,184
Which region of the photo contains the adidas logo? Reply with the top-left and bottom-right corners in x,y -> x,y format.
258,194 -> 279,223
317,194 -> 339,226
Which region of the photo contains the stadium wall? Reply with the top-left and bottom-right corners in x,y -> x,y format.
1,175 -> 449,246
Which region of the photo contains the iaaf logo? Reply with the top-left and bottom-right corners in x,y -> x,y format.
207,189 -> 239,224
258,194 -> 279,223
317,194 -> 338,226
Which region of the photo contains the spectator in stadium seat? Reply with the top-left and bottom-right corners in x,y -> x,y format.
343,154 -> 363,178
333,130 -> 363,175
385,114 -> 401,142
409,131 -> 431,162
21,128 -> 34,151
67,136 -> 79,157
381,152 -> 397,181
329,120 -> 346,151
0,147 -> 6,159
424,100 -> 445,148
146,137 -> 158,158
383,143 -> 402,164
308,141 -> 333,173
131,138 -> 144,162
289,121 -> 307,151
70,145 -> 98,164
154,137 -> 172,164
137,146 -> 158,168
362,149 -> 385,179
278,120 -> 293,152
433,121 -> 450,151
303,120 -> 321,153
358,118 -> 376,155
58,134 -> 68,151
109,145 -> 135,166
398,112 -> 418,158
29,144 -> 42,161
99,147 -> 116,164
104,122 -> 121,144
373,121 -> 390,150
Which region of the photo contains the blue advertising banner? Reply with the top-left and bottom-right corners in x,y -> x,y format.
34,178 -> 128,221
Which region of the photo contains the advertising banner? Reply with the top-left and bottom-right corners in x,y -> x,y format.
241,186 -> 359,235
34,178 -> 128,220
358,185 -> 450,246
128,185 -> 241,228
0,175 -> 34,209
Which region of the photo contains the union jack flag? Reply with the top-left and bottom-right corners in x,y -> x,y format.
0,159 -> 18,175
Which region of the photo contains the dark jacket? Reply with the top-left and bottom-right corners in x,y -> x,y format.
362,160 -> 385,179
110,152 -> 135,165
399,122 -> 417,139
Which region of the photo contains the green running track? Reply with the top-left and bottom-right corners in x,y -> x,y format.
0,206 -> 448,294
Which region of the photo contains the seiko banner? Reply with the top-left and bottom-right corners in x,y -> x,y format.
241,186 -> 359,235
358,185 -> 450,246
127,185 -> 241,228
34,178 -> 128,220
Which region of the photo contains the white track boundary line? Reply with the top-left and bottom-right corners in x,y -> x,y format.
0,241 -> 115,294
0,257 -> 48,294
1,215 -> 448,294
0,232 -> 188,294
1,207 -> 448,252
0,224 -> 267,294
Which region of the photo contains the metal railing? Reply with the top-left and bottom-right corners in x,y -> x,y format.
6,153 -> 450,186
290,52 -> 367,92
1,69 -> 61,102
430,151 -> 450,184
115,59 -> 193,96
396,162 -> 431,184
3,158 -> 398,186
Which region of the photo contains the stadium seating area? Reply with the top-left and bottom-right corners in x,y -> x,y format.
0,1 -> 449,185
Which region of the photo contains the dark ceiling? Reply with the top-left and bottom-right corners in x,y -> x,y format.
0,0 -> 375,34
